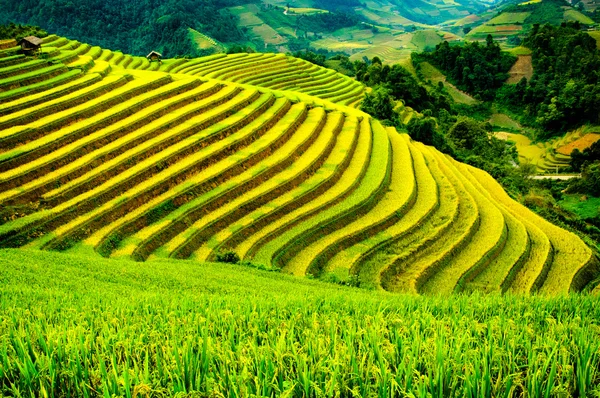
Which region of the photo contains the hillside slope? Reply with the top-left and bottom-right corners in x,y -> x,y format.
0,35 -> 597,295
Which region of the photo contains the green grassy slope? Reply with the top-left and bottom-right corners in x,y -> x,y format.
467,0 -> 597,41
1,248 -> 599,397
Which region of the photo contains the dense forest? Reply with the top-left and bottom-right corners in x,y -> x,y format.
313,0 -> 361,11
294,12 -> 360,34
416,23 -> 600,139
499,23 -> 600,137
0,0 -> 248,57
354,58 -> 453,117
416,36 -> 516,101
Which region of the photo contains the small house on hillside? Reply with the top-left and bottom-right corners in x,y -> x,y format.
19,36 -> 42,56
146,50 -> 162,63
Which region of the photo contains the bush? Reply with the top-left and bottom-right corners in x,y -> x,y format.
215,251 -> 240,264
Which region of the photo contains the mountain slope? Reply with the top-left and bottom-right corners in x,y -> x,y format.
0,35 -> 597,294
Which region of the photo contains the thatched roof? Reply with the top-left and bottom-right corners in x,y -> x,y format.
20,36 -> 43,47
146,50 -> 162,58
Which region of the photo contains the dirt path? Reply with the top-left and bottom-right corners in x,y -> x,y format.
506,55 -> 533,84
530,174 -> 580,180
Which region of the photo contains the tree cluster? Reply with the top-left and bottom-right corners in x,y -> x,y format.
418,35 -> 516,101
313,0 -> 361,11
498,23 -> 600,137
291,50 -> 326,66
355,57 -> 452,116
570,140 -> 600,172
0,0 -> 248,57
0,22 -> 47,40
295,12 -> 359,34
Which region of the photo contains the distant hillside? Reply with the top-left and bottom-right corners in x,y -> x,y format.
265,0 -> 504,25
467,0 -> 597,41
0,0 -> 511,59
0,0 -> 248,57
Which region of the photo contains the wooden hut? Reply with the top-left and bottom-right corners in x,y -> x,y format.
146,50 -> 162,63
19,36 -> 42,56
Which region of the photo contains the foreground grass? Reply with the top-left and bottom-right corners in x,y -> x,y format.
0,249 -> 599,397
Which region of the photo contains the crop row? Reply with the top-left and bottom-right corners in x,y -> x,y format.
0,74 -> 128,131
99,96 -> 295,258
0,73 -> 171,151
39,91 -> 275,252
334,138 -> 439,287
0,39 -> 596,294
266,118 -> 392,274
0,74 -> 178,176
298,132 -> 416,277
0,88 -> 263,248
114,101 -> 308,260
234,117 -> 372,261
164,53 -> 365,108
172,109 -> 340,261
204,115 -> 361,261
0,80 -> 223,206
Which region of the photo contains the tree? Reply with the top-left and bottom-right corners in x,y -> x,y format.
447,117 -> 487,150
360,86 -> 395,122
417,36 -> 516,101
570,141 -> 600,171
567,162 -> 600,196
406,117 -> 453,153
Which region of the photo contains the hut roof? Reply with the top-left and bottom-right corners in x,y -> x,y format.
146,50 -> 162,58
20,36 -> 43,46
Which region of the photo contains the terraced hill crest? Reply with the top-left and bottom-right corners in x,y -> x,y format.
0,34 -> 597,295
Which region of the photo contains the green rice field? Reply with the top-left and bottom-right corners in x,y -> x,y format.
1,248 -> 599,397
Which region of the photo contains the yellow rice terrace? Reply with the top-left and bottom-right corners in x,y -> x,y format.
0,35 -> 598,295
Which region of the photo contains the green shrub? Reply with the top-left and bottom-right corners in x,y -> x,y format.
216,250 -> 240,264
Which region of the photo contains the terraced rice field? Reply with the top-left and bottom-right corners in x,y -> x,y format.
165,53 -> 366,107
496,127 -> 600,173
0,36 -> 597,295
557,133 -> 600,155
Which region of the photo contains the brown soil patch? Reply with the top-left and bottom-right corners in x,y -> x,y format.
0,39 -> 16,50
557,133 -> 600,155
495,25 -> 522,32
506,55 -> 533,84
